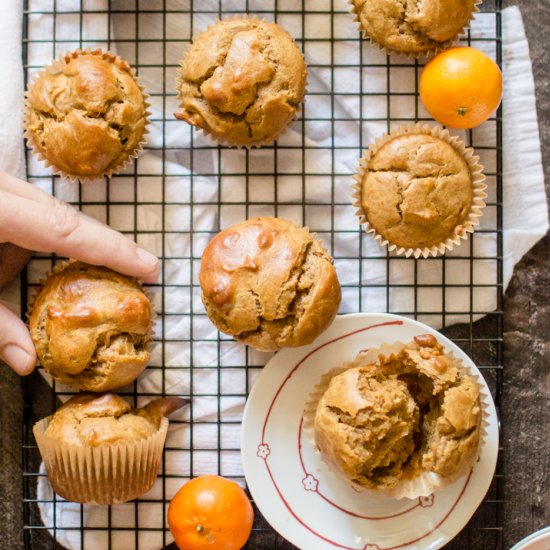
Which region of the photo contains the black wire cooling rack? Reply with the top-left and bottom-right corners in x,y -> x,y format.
21,0 -> 504,548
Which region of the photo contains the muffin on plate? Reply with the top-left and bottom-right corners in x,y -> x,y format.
350,0 -> 480,55
29,261 -> 153,392
176,17 -> 307,147
353,124 -> 486,258
199,217 -> 341,352
33,392 -> 188,504
313,334 -> 483,498
24,49 -> 149,182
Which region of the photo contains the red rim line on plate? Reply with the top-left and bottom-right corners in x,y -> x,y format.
256,319 -> 475,550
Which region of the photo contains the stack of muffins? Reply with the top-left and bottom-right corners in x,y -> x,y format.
29,262 -> 188,504
24,0 -> 492,508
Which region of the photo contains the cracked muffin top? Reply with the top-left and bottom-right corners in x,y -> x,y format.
199,218 -> 341,351
176,18 -> 307,147
29,262 -> 152,392
44,393 -> 188,447
351,0 -> 478,54
314,334 -> 482,491
359,133 -> 473,250
25,50 -> 148,179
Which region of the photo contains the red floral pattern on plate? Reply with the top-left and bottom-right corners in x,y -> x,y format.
257,443 -> 271,460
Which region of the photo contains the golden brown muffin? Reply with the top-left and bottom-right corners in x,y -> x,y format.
44,392 -> 187,447
359,132 -> 474,250
176,18 -> 307,147
314,334 -> 481,491
35,393 -> 188,504
351,0 -> 479,54
199,218 -> 341,351
25,49 -> 148,180
29,262 -> 153,392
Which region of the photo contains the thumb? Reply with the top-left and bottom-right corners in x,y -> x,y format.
0,302 -> 36,375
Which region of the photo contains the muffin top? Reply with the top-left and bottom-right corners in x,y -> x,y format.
315,367 -> 419,489
360,133 -> 473,249
352,0 -> 477,54
176,18 -> 307,146
199,218 -> 341,351
314,334 -> 481,490
44,393 -> 188,447
29,262 -> 152,392
25,50 -> 147,178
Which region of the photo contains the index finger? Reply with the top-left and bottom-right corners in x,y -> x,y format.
0,187 -> 160,283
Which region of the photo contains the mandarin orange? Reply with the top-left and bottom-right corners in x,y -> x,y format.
419,46 -> 503,129
168,474 -> 254,550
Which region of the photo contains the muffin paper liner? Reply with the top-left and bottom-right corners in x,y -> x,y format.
304,339 -> 488,500
348,0 -> 482,59
23,48 -> 151,184
175,15 -> 308,149
27,260 -> 156,391
33,416 -> 169,505
352,123 -> 487,259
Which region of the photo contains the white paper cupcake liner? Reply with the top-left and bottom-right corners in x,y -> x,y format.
348,0 -> 482,59
175,15 -> 307,149
24,48 -> 151,184
33,416 -> 168,505
352,123 -> 487,259
305,338 -> 488,500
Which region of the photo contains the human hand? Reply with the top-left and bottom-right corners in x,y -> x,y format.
0,171 -> 160,375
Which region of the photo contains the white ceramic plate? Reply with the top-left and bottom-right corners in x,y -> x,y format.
510,527 -> 550,550
242,313 -> 499,550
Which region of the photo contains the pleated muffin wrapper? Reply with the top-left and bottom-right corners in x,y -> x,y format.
33,416 -> 168,505
26,259 -> 156,391
352,123 -> 487,259
348,0 -> 482,60
175,15 -> 308,149
23,48 -> 151,184
303,339 -> 489,500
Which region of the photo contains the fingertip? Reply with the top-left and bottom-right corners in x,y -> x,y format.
142,261 -> 161,284
1,344 -> 36,376
135,247 -> 161,283
19,349 -> 37,376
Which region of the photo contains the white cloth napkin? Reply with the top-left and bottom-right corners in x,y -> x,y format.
0,2 -> 547,549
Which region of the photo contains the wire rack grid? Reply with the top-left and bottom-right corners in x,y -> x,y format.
21,0 -> 503,548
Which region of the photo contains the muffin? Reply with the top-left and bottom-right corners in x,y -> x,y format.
313,334 -> 482,497
34,392 -> 188,504
29,261 -> 153,391
350,0 -> 480,55
353,124 -> 486,258
24,49 -> 149,181
176,18 -> 307,147
199,218 -> 341,352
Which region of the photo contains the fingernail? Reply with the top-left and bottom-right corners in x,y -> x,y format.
1,344 -> 34,375
136,247 -> 159,268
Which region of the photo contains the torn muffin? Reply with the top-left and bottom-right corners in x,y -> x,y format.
199,217 -> 341,351
24,49 -> 148,181
29,261 -> 153,392
175,18 -> 307,147
314,334 -> 482,495
35,393 -> 188,504
350,0 -> 479,55
355,125 -> 486,257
